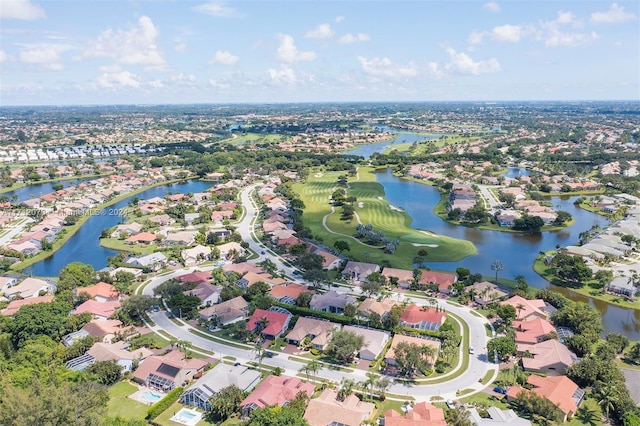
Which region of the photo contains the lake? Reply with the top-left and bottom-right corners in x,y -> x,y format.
347,131 -> 440,158
1,177 -> 94,202
375,168 -> 640,338
29,180 -> 215,277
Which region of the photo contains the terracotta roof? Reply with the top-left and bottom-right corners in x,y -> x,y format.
384,402 -> 447,426
246,309 -> 291,336
1,295 -> 55,316
385,334 -> 441,364
269,283 -> 313,300
125,232 -> 157,243
357,297 -> 397,316
513,318 -> 556,345
176,271 -> 212,284
507,375 -> 581,416
74,299 -> 121,318
285,317 -> 338,346
381,267 -> 415,284
303,388 -> 375,426
77,282 -> 119,300
521,339 -> 576,374
500,295 -> 549,320
400,305 -> 446,325
240,375 -> 314,410
419,270 -> 457,286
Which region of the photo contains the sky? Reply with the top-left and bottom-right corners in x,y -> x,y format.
0,0 -> 638,105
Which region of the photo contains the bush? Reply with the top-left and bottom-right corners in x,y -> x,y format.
310,348 -> 321,356
146,387 -> 184,420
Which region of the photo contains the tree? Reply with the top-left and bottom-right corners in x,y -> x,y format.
295,292 -> 312,308
176,339 -> 193,358
551,301 -> 603,341
304,359 -> 321,383
304,268 -> 328,290
58,262 -> 95,292
338,378 -> 355,401
361,279 -> 383,297
606,333 -> 629,355
594,270 -> 614,289
375,376 -> 391,400
393,341 -> 437,377
246,281 -> 271,301
445,406 -> 474,426
496,304 -> 516,326
86,360 -> 122,385
343,303 -> 357,318
10,301 -> 73,347
597,386 -> 618,423
116,295 -> 156,325
360,372 -> 378,401
626,342 -> 640,365
487,336 -> 517,362
553,210 -> 573,226
253,343 -> 267,370
297,252 -> 324,270
490,260 -> 504,283
327,330 -> 365,364
566,334 -> 592,357
210,385 -> 245,420
333,240 -> 350,253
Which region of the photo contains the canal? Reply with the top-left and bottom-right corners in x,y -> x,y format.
30,180 -> 215,277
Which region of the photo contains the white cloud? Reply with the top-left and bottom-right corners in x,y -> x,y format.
591,3 -> 636,23
0,50 -> 8,62
82,16 -> 167,69
492,24 -> 523,42
0,0 -> 45,20
18,43 -> 71,70
97,70 -> 141,89
305,23 -> 334,39
335,16 -> 345,23
555,10 -> 575,25
544,29 -> 599,47
174,43 -> 188,52
276,34 -> 316,63
483,2 -> 501,12
357,56 -> 418,78
210,50 -> 239,65
444,47 -> 501,75
468,31 -> 486,45
338,33 -> 370,44
267,65 -> 296,85
192,1 -> 240,18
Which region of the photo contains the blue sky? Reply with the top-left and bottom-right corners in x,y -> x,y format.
0,0 -> 638,105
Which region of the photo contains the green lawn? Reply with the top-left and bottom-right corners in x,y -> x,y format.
292,167 -> 476,269
106,381 -> 148,421
100,237 -> 161,254
153,401 -> 209,426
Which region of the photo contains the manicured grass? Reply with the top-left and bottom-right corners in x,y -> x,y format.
226,132 -> 288,146
480,369 -> 497,385
153,401 -> 208,426
130,331 -> 171,349
99,238 -> 161,254
566,393 -> 604,426
292,167 -> 476,269
533,252 -> 640,310
106,381 -> 148,421
460,391 -> 510,410
374,398 -> 407,418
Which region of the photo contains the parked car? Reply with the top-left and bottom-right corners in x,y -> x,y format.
469,346 -> 475,354
446,399 -> 456,409
493,387 -> 508,394
265,351 -> 274,358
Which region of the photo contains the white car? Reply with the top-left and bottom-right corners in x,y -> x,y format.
469,347 -> 475,354
446,399 -> 456,409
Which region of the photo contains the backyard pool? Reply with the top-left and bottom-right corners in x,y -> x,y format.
170,407 -> 202,426
141,390 -> 162,404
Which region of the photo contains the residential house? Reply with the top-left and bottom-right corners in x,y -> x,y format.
217,241 -> 245,260
74,299 -> 121,320
181,244 -> 212,266
469,281 -> 509,306
246,308 -> 292,339
357,297 -> 397,318
125,232 -> 157,245
385,334 -> 440,368
199,296 -> 248,325
126,252 -> 168,270
223,261 -> 264,276
384,402 -> 447,426
606,276 -> 636,298
3,277 -> 55,300
399,305 -> 447,331
341,261 -> 380,283
62,319 -> 126,346
132,350 -> 209,392
467,407 -> 531,426
183,282 -> 220,307
312,248 -> 342,270
239,375 -> 315,417
381,267 -> 415,289
1,295 -> 55,316
520,339 -> 577,376
303,388 -> 375,426
184,213 -> 200,226
285,317 -> 339,350
500,295 -> 553,321
66,341 -> 153,372
111,222 -> 144,238
0,276 -> 18,293
164,231 -> 197,246
418,270 -> 458,294
513,318 -> 557,347
236,271 -> 285,289
176,271 -> 212,285
76,282 -> 120,302
181,363 -> 262,411
269,283 -> 314,305
341,325 -> 391,361
310,290 -> 356,314
507,375 -> 584,422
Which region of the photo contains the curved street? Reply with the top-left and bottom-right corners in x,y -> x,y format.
140,183 -> 496,401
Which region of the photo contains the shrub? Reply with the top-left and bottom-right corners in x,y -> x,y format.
146,387 -> 184,420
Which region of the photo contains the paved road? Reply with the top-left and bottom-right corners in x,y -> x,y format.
477,184 -> 502,211
140,182 -> 496,401
0,216 -> 34,246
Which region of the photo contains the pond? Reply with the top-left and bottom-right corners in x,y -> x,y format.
347,131 -> 440,159
375,168 -> 639,338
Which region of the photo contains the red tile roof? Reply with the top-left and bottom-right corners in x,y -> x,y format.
246,309 -> 290,337
241,375 -> 314,410
400,305 -> 446,325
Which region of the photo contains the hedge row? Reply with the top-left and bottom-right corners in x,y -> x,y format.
146,387 -> 184,420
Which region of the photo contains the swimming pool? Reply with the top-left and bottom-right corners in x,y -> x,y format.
170,407 -> 202,426
141,390 -> 162,404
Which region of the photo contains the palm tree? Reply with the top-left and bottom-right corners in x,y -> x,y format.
305,359 -> 321,383
490,259 -> 504,283
360,372 -> 377,401
597,386 -> 617,423
338,378 -> 355,402
515,303 -> 525,320
253,343 -> 266,371
176,339 -> 192,359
